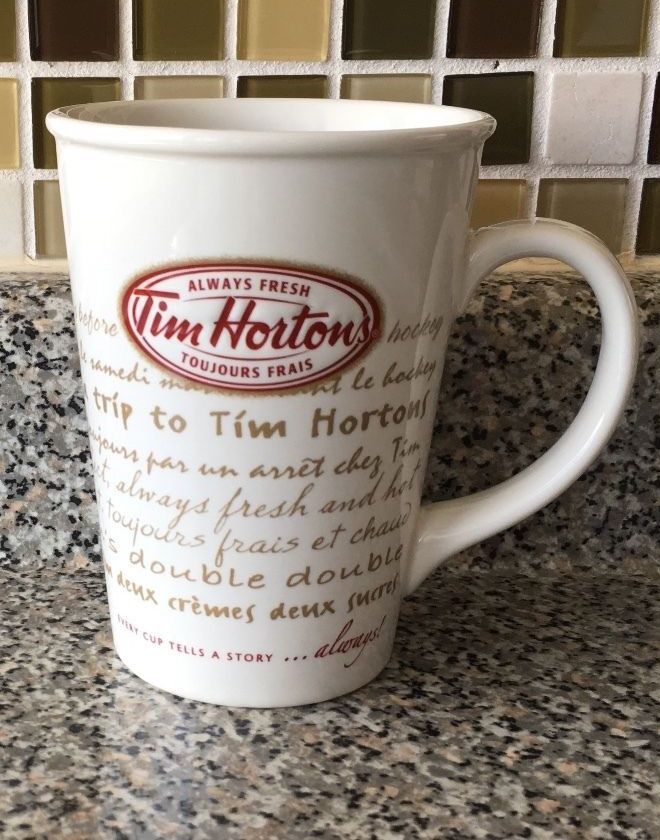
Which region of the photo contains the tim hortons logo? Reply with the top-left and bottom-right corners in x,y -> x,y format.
121,263 -> 382,391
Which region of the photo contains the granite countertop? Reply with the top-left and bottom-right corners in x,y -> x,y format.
1,273 -> 659,839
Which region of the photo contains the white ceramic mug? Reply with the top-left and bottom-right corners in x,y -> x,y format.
47,99 -> 638,707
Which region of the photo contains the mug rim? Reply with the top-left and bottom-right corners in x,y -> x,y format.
46,97 -> 496,157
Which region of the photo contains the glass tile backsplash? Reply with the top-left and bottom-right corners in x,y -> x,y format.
0,0 -> 16,60
31,77 -> 121,169
554,0 -> 650,58
471,180 -> 527,230
341,74 -> 432,104
443,72 -> 534,165
1,0 -> 659,262
447,0 -> 542,59
237,74 -> 328,98
342,0 -> 437,60
537,179 -> 628,254
33,180 -> 65,258
0,79 -> 19,169
238,0 -> 330,61
637,180 -> 660,254
134,75 -> 225,100
133,0 -> 224,60
29,0 -> 119,61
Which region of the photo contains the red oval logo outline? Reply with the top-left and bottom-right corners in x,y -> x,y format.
120,262 -> 382,392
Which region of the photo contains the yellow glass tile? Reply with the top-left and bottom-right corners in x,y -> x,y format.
0,0 -> 16,60
133,0 -> 224,60
33,77 -> 120,170
237,75 -> 327,98
34,181 -> 66,259
471,180 -> 527,229
0,79 -> 19,169
341,74 -> 432,104
238,0 -> 330,60
135,76 -> 225,99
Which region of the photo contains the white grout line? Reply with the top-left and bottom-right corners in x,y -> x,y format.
327,0 -> 345,100
118,0 -> 134,101
2,0 -> 660,266
525,0 -> 558,221
6,56 -> 660,78
431,0 -> 451,104
223,0 -> 239,98
14,0 -> 35,259
5,55 -> 660,76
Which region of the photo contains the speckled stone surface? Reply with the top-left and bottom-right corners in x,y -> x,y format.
1,565 -> 659,839
1,273 -> 659,838
1,272 -> 657,575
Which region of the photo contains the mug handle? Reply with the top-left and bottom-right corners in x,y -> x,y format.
404,218 -> 639,595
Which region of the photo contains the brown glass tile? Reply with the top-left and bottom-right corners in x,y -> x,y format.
0,79 -> 19,169
238,0 -> 330,61
237,75 -> 327,98
637,180 -> 660,254
554,0 -> 650,57
133,0 -> 223,60
471,180 -> 527,229
341,74 -> 432,103
342,0 -> 436,60
537,179 -> 627,254
29,0 -> 118,61
443,73 -> 534,165
33,77 -> 120,169
135,76 -> 225,99
0,0 -> 16,61
447,0 -> 541,58
34,181 -> 66,258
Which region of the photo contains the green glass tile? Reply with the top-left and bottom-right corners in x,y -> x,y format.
33,77 -> 120,169
637,180 -> 660,254
0,78 -> 19,168
341,74 -> 432,104
538,179 -> 627,254
133,0 -> 224,60
342,0 -> 436,60
29,0 -> 118,61
237,75 -> 327,98
443,73 -> 534,165
648,75 -> 660,164
238,0 -> 330,61
554,0 -> 650,57
448,0 -> 541,58
471,180 -> 527,229
0,0 -> 16,60
34,181 -> 66,259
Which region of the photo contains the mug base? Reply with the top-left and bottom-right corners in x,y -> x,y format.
114,641 -> 392,708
